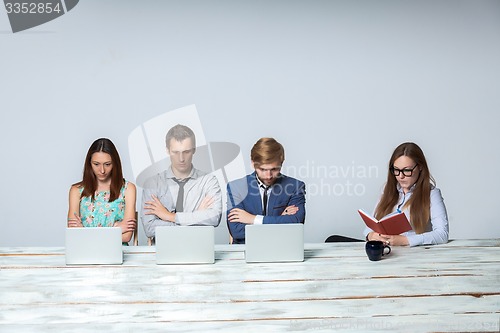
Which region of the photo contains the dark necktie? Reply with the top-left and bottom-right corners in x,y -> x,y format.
173,178 -> 189,212
261,185 -> 270,215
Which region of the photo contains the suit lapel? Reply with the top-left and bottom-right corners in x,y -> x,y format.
268,176 -> 285,216
248,174 -> 263,214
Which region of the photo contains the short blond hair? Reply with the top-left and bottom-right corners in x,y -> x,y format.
250,137 -> 284,166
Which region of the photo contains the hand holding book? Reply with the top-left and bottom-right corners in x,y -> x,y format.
358,209 -> 412,235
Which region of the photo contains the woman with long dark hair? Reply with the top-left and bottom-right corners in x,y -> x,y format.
68,138 -> 136,243
364,142 -> 448,246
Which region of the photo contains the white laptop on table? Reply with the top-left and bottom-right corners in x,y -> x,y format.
65,227 -> 123,265
245,224 -> 304,263
155,226 -> 215,264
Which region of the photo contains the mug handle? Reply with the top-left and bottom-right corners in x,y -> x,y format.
383,245 -> 391,256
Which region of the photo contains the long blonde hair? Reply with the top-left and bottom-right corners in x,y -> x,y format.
374,142 -> 435,233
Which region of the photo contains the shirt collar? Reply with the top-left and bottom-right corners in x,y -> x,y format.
166,165 -> 196,180
397,182 -> 417,194
255,174 -> 267,189
254,172 -> 282,190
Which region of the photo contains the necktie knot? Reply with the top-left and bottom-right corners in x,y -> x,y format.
173,177 -> 188,186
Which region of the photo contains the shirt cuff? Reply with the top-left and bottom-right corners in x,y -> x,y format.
406,234 -> 422,247
253,215 -> 264,225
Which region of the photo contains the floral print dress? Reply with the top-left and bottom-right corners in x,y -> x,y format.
79,181 -> 128,227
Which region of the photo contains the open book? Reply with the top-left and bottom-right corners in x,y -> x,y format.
358,209 -> 412,235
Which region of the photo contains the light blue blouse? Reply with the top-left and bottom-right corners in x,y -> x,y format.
364,185 -> 449,247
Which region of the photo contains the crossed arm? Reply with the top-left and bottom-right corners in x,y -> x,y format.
67,184 -> 137,243
141,175 -> 222,238
227,179 -> 306,241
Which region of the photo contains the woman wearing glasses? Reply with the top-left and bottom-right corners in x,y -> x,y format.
364,142 -> 448,246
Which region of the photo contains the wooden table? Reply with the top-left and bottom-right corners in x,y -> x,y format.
0,240 -> 499,332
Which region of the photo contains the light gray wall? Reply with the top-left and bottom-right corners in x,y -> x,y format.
1,0 -> 499,246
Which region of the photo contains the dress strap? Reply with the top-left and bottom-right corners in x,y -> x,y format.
120,180 -> 129,197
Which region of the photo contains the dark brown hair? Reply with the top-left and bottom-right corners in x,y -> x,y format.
374,142 -> 435,233
75,138 -> 124,202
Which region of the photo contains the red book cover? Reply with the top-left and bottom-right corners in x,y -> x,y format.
358,209 -> 412,235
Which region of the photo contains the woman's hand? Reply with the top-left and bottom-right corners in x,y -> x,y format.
114,219 -> 136,234
67,213 -> 83,228
381,234 -> 409,246
367,232 -> 408,246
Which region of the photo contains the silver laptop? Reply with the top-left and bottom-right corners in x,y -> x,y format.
245,224 -> 304,263
155,226 -> 215,264
65,227 -> 123,265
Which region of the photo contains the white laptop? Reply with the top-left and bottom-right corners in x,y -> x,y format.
155,226 -> 215,264
65,227 -> 123,265
245,224 -> 304,263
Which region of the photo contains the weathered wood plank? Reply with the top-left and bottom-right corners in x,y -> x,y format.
0,241 -> 498,332
1,295 -> 498,323
1,314 -> 499,333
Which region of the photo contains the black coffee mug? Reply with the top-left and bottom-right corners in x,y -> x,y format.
365,240 -> 391,261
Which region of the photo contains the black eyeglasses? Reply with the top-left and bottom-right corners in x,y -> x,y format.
391,164 -> 418,177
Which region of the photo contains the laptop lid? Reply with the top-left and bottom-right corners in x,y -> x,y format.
65,227 -> 123,265
155,226 -> 215,264
245,224 -> 304,263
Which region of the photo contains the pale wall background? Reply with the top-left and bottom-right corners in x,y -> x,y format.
1,0 -> 499,246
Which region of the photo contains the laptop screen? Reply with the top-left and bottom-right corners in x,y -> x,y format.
65,227 -> 123,265
245,224 -> 304,263
155,226 -> 215,264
